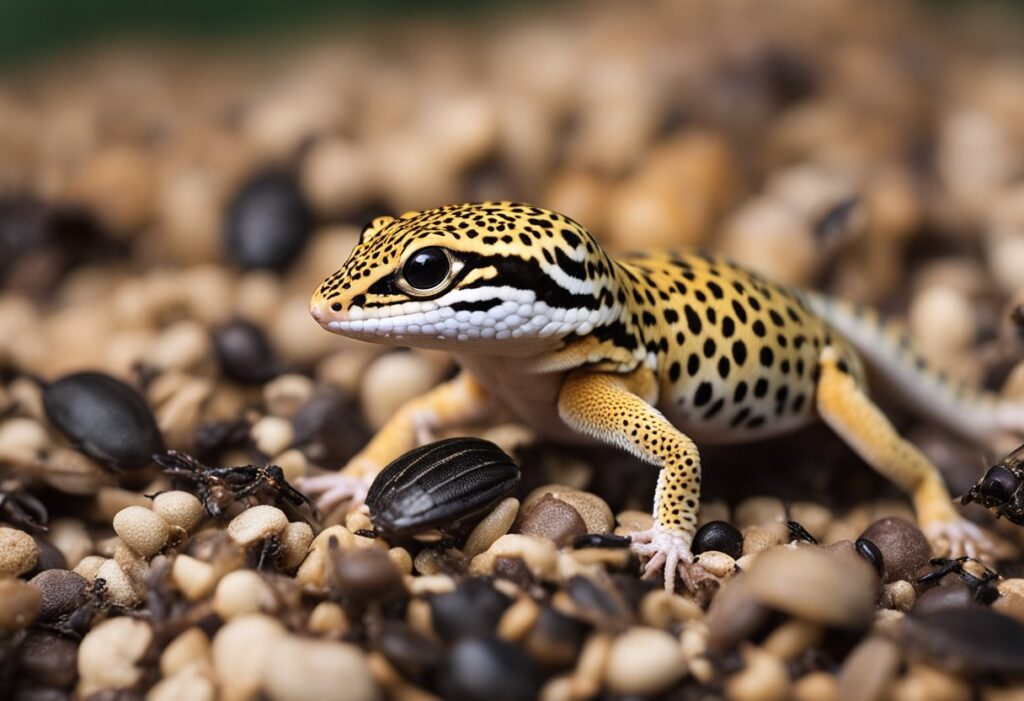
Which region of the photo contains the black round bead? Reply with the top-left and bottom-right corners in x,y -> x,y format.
692,520 -> 743,559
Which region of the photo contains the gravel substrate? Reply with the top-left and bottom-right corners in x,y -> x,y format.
2,1 -> 1024,699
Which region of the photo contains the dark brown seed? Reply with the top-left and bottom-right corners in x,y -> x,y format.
27,537 -> 67,577
522,605 -> 586,668
291,388 -> 369,465
225,169 -> 313,271
517,494 -> 588,548
565,575 -> 633,630
30,570 -> 88,623
366,437 -> 520,538
901,608 -> 1024,675
15,630 -> 78,688
211,318 -> 281,385
330,546 -> 405,605
429,578 -> 511,643
43,372 -> 163,470
911,581 -> 978,617
438,635 -> 543,701
376,621 -> 444,680
859,517 -> 931,583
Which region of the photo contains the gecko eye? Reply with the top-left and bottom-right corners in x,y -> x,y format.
401,247 -> 453,293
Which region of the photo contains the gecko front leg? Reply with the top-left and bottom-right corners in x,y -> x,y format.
299,370 -> 494,512
558,368 -> 715,592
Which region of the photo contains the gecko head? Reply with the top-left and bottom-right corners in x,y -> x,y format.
310,202 -> 621,353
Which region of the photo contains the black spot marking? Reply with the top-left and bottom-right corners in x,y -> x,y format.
685,306 -> 702,334
694,382 -> 713,407
687,354 -> 700,376
717,356 -> 730,379
760,347 -> 775,367
734,381 -> 748,403
703,338 -> 717,358
669,362 -> 681,382
754,378 -> 769,398
732,340 -> 747,365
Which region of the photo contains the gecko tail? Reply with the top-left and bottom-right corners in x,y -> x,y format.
802,292 -> 1024,447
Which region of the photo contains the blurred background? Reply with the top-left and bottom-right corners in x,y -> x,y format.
3,0 -> 1024,466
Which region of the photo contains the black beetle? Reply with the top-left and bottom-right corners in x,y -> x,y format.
43,371 -> 163,470
961,444 -> 1024,526
224,169 -> 313,271
365,437 -> 520,539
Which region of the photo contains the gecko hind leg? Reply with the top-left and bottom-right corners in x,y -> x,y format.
815,346 -> 1007,561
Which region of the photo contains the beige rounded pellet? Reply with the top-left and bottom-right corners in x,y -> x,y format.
48,518 -> 93,569
227,505 -> 288,547
605,627 -> 686,695
308,601 -> 349,636
464,497 -> 520,557
212,614 -> 288,701
263,636 -> 380,701
0,417 -> 49,464
147,665 -> 217,701
172,554 -> 218,602
725,646 -> 791,701
0,526 -> 39,577
250,416 -> 294,457
213,570 -> 277,620
153,491 -> 205,533
278,521 -> 315,570
472,534 -> 558,580
96,559 -> 142,607
113,506 -> 171,558
161,626 -> 211,678
77,617 -> 153,696
74,555 -> 107,582
263,374 -> 315,418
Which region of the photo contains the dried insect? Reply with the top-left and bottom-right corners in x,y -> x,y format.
154,450 -> 316,519
0,483 -> 48,532
960,445 -> 1024,526
917,556 -> 1001,605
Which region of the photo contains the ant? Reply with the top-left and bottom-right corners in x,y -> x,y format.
154,450 -> 317,521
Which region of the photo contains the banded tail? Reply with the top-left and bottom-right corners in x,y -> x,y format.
803,292 -> 1024,447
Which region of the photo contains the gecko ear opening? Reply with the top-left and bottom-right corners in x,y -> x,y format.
358,215 -> 396,245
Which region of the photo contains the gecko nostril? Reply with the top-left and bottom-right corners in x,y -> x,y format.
331,302 -> 342,312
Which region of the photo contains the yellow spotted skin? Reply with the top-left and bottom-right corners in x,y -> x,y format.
309,202 -> 1015,589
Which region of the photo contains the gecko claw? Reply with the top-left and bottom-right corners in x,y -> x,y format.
296,472 -> 372,513
923,517 -> 1012,564
631,524 -> 716,593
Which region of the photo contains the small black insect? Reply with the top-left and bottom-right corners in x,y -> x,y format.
0,485 -> 48,532
154,450 -> 316,519
786,520 -> 818,545
917,557 -> 1001,605
960,445 -> 1024,526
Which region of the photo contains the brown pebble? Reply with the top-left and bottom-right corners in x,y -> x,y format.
859,517 -> 931,583
16,629 -> 79,688
0,526 -> 39,577
517,494 -> 588,548
333,547 -> 407,604
0,577 -> 42,631
30,569 -> 88,622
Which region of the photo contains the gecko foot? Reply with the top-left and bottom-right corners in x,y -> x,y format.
923,516 -> 1012,563
631,525 -> 718,593
296,471 -> 373,513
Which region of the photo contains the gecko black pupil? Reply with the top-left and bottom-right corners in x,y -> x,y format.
404,247 -> 450,290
